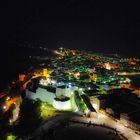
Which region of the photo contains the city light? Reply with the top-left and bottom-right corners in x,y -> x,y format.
6,96 -> 10,101
88,87 -> 91,90
51,80 -> 56,84
0,1 -> 140,139
3,105 -> 6,110
6,134 -> 16,140
1,47 -> 140,139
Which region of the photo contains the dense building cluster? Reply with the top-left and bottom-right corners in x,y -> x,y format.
0,47 -> 140,139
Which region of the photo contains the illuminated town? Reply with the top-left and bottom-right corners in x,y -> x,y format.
0,47 -> 140,140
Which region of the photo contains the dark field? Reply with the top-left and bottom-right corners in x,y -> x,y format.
53,125 -> 122,140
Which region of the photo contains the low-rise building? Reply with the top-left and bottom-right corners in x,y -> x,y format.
90,96 -> 106,111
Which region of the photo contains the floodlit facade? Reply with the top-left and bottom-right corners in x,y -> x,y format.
53,99 -> 71,110
56,86 -> 77,97
26,87 -> 55,104
26,85 -> 78,110
90,96 -> 106,111
90,96 -> 100,111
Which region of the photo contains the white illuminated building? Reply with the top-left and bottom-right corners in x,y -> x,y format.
53,85 -> 78,110
56,84 -> 78,97
26,87 -> 55,104
26,83 -> 78,110
89,96 -> 105,111
56,88 -> 71,97
53,99 -> 71,110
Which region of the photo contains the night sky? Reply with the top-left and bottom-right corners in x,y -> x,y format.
0,0 -> 140,55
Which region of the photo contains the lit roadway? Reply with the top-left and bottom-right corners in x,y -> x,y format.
29,111 -> 140,140
30,112 -> 82,140
71,112 -> 140,140
117,72 -> 140,76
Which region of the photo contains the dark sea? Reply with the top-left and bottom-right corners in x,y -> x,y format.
0,45 -> 52,90
128,75 -> 140,88
0,47 -> 29,90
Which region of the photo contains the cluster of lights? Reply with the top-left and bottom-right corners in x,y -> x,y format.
68,83 -> 72,88
6,133 -> 16,140
74,72 -> 80,79
40,78 -> 50,85
40,78 -> 56,86
40,102 -> 48,110
2,97 -> 10,110
119,77 -> 131,84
